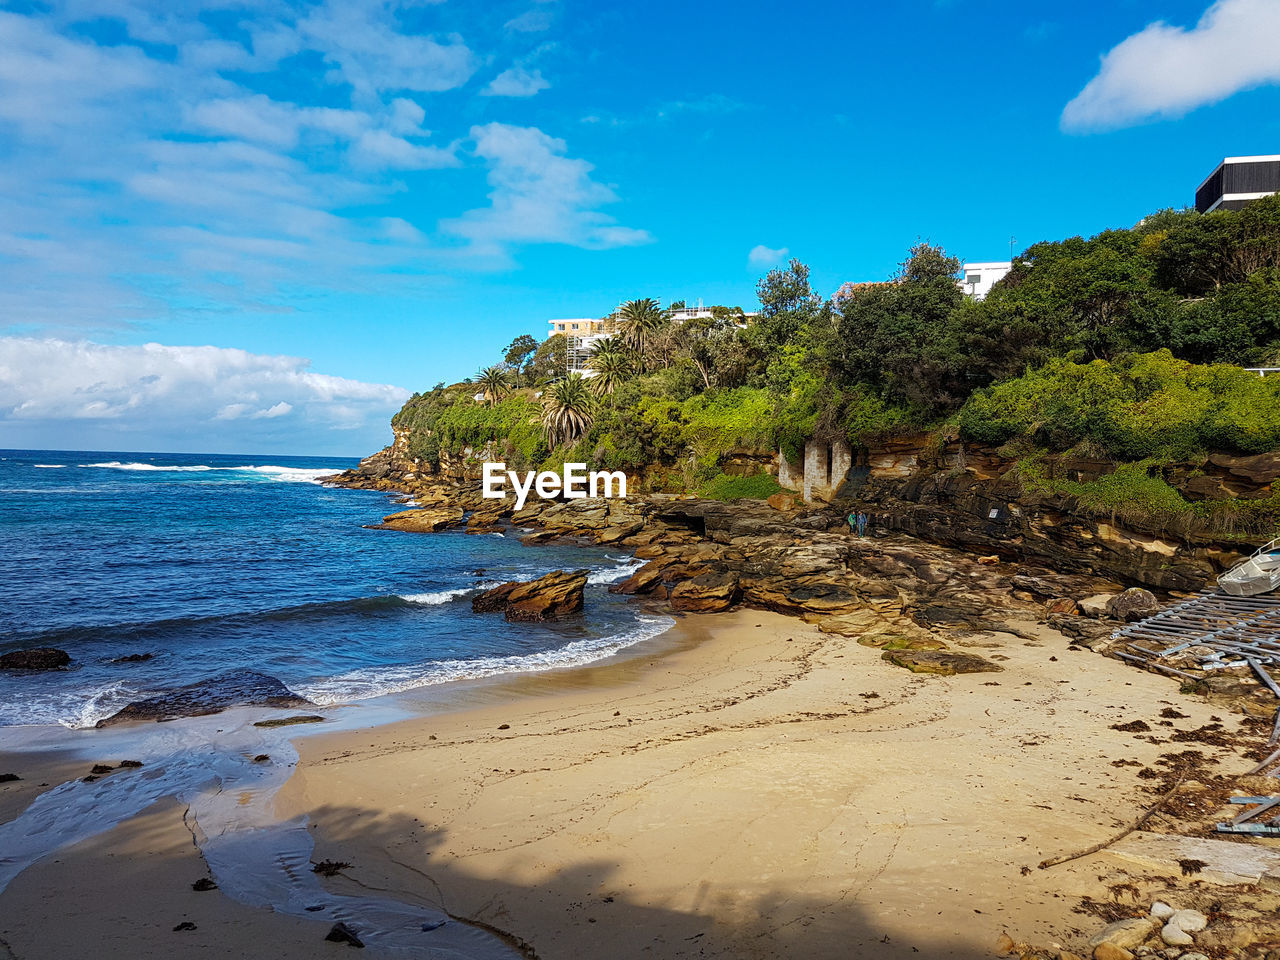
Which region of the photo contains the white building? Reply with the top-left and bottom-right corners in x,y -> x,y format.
959,262 -> 1011,301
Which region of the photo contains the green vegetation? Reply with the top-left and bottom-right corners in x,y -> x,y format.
961,350 -> 1280,460
390,194 -> 1280,503
697,472 -> 785,501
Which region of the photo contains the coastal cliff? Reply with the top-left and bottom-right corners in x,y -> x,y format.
332,424 -> 1276,594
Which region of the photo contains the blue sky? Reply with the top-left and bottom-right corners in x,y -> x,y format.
2,0 -> 1280,456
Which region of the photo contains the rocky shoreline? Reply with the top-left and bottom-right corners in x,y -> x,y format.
316,460 -> 1280,958
324,461 -> 1280,721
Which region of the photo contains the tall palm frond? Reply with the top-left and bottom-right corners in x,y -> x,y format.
474,365 -> 512,408
586,337 -> 630,397
616,298 -> 668,372
541,375 -> 594,448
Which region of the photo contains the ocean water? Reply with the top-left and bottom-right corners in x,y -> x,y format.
0,449 -> 666,728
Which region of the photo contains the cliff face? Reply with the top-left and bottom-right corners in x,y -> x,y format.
334,421 -> 1277,593
850,436 -> 1278,592
335,427 -> 505,488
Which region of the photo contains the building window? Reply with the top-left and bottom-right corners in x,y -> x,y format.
966,273 -> 981,284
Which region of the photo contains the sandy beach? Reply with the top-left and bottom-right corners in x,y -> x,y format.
5,607 -> 1260,959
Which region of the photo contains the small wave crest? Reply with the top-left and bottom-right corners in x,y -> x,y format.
83,461 -> 214,472
588,557 -> 645,584
32,464 -> 66,469
298,615 -> 674,705
80,462 -> 338,483
399,587 -> 472,605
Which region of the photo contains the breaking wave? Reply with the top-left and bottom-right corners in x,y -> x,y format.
298,615 -> 675,705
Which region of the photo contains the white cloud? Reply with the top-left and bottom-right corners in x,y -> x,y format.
482,66 -> 550,98
297,0 -> 476,101
441,123 -> 653,257
1062,0 -> 1280,131
0,337 -> 407,450
748,244 -> 789,267
350,130 -> 459,170
0,4 -> 649,333
505,9 -> 554,32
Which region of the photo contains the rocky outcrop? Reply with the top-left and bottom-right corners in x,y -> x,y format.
1106,587 -> 1161,622
376,505 -> 465,533
879,649 -> 1002,675
472,569 -> 588,622
669,573 -> 740,612
0,647 -> 70,670
97,670 -> 311,726
850,436 -> 1266,592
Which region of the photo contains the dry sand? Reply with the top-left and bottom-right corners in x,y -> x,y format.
0,609 -> 1263,959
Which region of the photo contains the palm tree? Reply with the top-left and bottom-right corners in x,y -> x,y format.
586,337 -> 630,397
474,365 -> 511,408
541,374 -> 594,448
616,298 -> 668,372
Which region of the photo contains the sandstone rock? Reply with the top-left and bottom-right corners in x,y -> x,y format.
978,554 -> 1000,565
880,649 -> 1001,675
608,560 -> 666,595
0,647 -> 70,670
1092,945 -> 1134,960
1166,910 -> 1206,934
670,574 -> 740,613
816,611 -> 881,636
595,522 -> 643,545
97,670 -> 311,726
1088,917 -> 1157,951
1045,597 -> 1080,615
472,570 -> 588,622
859,630 -> 946,651
766,492 -> 799,512
1012,575 -> 1059,597
634,544 -> 666,559
1079,594 -> 1117,618
1159,923 -> 1193,947
378,505 -> 464,533
1106,588 -> 1161,622
1149,902 -> 1174,920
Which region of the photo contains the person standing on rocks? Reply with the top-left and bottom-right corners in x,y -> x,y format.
848,510 -> 859,535
857,512 -> 869,537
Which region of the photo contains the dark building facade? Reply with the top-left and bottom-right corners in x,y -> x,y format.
1196,155 -> 1280,213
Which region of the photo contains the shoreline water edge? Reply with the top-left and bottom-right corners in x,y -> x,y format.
2,454 -> 1280,958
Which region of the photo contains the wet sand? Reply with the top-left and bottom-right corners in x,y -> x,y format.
0,609 -> 1261,958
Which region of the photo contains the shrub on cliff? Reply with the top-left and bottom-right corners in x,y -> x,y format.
960,350 -> 1280,458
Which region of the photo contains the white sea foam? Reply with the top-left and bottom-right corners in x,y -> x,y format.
298,615 -> 674,705
83,461 -> 214,471
32,464 -> 65,468
79,462 -> 338,483
588,557 -> 645,584
234,465 -> 341,483
399,587 -> 473,605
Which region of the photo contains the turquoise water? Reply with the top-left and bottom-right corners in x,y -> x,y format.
0,449 -> 663,727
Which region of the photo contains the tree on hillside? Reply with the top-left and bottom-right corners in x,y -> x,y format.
503,334 -> 539,387
752,259 -> 824,355
617,298 -> 668,372
528,333 -> 567,384
541,374 -> 594,447
828,243 -> 965,411
586,337 -> 630,397
474,365 -> 512,407
671,313 -> 753,389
